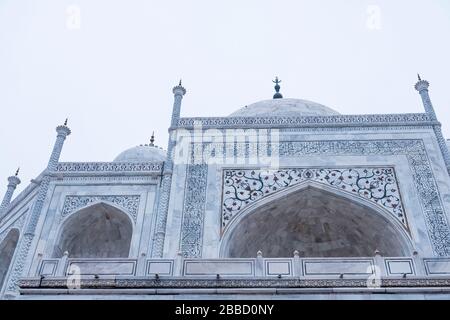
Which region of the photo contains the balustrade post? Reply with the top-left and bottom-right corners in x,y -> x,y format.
174,251 -> 184,276
256,251 -> 264,277
413,251 -> 427,276
56,251 -> 69,276
293,250 -> 302,277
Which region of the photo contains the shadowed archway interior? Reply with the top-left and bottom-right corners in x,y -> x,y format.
54,203 -> 132,258
224,186 -> 410,258
0,229 -> 19,290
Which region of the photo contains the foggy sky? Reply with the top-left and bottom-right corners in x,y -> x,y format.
1,0 -> 450,195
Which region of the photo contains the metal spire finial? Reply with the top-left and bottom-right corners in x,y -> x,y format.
179,79 -> 182,86
150,131 -> 155,146
15,167 -> 20,177
64,118 -> 68,126
272,77 -> 283,99
273,76 -> 281,85
418,74 -> 422,81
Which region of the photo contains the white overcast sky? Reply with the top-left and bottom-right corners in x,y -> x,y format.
1,0 -> 450,194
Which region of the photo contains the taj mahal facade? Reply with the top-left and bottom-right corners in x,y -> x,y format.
2,77 -> 450,299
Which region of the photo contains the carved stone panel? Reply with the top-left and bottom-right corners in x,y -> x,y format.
61,195 -> 141,223
222,167 -> 406,231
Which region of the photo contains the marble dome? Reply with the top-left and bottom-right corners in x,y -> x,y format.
113,145 -> 166,162
228,98 -> 340,117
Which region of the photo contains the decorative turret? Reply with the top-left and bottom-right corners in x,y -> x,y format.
48,120 -> 71,170
25,119 -> 71,235
6,120 -> 72,292
171,80 -> 187,127
152,81 -> 187,258
415,75 -> 450,174
415,74 -> 437,120
0,168 -> 21,218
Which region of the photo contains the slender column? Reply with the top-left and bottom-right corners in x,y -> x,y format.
0,169 -> 21,219
25,124 -> 71,235
5,122 -> 71,293
152,82 -> 186,257
415,76 -> 450,175
170,80 -> 186,128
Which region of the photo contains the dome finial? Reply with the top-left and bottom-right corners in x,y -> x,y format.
418,73 -> 422,81
64,118 -> 68,126
272,76 -> 283,99
150,131 -> 155,146
15,167 -> 20,177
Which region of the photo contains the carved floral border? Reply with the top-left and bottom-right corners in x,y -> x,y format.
180,139 -> 450,258
61,195 -> 141,223
222,167 -> 406,231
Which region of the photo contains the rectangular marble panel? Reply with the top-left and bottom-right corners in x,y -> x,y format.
385,259 -> 414,275
264,260 -> 292,276
183,259 -> 255,276
303,259 -> 374,276
146,260 -> 173,276
38,260 -> 59,276
424,258 -> 450,275
66,259 -> 137,276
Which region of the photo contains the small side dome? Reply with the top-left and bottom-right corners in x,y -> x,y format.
113,145 -> 166,162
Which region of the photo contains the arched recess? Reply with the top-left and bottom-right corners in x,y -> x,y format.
220,181 -> 413,258
53,202 -> 133,258
0,229 -> 20,290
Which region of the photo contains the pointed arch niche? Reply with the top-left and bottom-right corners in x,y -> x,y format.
0,229 -> 20,290
220,182 -> 413,258
53,202 -> 133,258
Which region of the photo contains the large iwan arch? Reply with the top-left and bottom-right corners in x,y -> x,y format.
0,229 -> 20,290
53,202 -> 133,258
220,182 -> 413,258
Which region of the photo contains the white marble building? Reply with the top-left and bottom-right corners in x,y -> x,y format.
2,77 -> 450,299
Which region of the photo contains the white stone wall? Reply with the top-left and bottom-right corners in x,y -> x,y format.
0,182 -> 39,296
22,176 -> 162,277
3,122 -> 450,298
164,126 -> 450,259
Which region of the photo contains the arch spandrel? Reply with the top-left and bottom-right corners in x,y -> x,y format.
60,195 -> 140,224
222,167 -> 408,234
